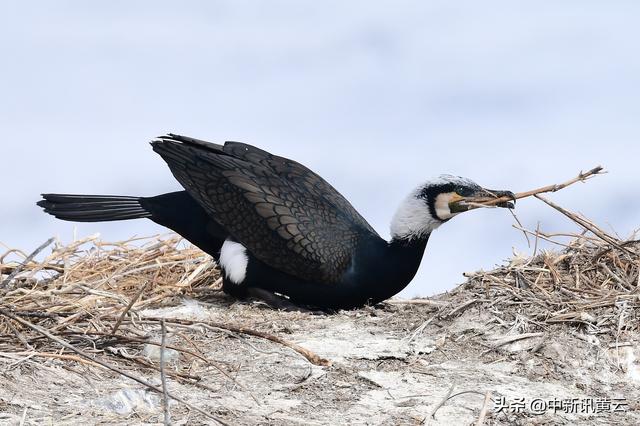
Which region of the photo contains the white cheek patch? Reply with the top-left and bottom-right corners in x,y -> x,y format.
219,239 -> 248,285
434,193 -> 458,221
390,190 -> 441,239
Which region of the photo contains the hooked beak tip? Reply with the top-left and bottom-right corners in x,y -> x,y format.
481,189 -> 516,209
496,191 -> 516,209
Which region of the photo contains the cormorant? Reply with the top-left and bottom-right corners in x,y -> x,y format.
38,134 -> 514,310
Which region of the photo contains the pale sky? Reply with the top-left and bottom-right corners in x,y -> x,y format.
2,1 -> 639,297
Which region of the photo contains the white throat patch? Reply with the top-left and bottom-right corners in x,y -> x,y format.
219,239 -> 248,284
390,188 -> 441,240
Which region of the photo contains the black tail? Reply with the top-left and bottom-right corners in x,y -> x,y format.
37,194 -> 152,222
38,191 -> 228,256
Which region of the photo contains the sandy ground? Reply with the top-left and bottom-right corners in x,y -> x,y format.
0,291 -> 638,426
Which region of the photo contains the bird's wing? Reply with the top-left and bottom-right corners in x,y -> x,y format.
151,134 -> 378,284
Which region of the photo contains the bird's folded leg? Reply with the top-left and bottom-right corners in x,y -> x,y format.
246,288 -> 327,315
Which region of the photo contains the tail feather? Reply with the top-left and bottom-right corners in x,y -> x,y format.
38,194 -> 152,222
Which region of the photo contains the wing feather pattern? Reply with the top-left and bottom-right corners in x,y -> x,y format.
151,134 -> 378,284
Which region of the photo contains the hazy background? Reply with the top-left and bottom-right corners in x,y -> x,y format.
2,1 -> 639,297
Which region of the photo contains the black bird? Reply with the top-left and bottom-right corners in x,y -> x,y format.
38,134 -> 514,310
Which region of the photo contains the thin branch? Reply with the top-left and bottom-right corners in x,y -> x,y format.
7,320 -> 33,351
109,276 -> 152,336
444,299 -> 488,318
534,195 -> 632,254
512,224 -> 572,248
481,332 -> 545,355
387,299 -> 448,307
466,165 -> 604,208
424,386 -> 485,422
160,320 -> 171,426
8,351 -> 103,368
476,391 -> 492,426
137,316 -> 332,367
19,407 -> 27,426
1,237 -> 55,289
508,208 -> 530,247
425,383 -> 455,421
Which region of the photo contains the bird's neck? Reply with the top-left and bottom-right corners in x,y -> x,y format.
386,235 -> 430,279
363,234 -> 430,303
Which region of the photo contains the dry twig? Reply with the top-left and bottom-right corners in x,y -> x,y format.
425,383 -> 455,422
425,383 -> 485,422
476,391 -> 492,426
1,237 -> 55,290
160,319 -> 171,426
481,332 -> 545,355
139,316 -> 331,367
461,165 -> 604,209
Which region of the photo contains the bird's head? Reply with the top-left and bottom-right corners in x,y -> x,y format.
390,175 -> 515,241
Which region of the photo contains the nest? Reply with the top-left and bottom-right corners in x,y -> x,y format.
0,234 -> 220,327
458,233 -> 640,337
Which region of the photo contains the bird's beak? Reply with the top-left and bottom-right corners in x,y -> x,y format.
483,189 -> 517,209
449,189 -> 516,213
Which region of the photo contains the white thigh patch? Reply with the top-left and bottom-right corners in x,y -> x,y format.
219,239 -> 248,284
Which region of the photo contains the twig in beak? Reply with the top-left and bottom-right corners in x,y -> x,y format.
464,166 -> 605,209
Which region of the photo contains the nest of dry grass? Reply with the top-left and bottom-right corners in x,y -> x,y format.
0,234 -> 220,325
456,233 -> 639,337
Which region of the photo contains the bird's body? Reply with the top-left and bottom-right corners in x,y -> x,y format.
38,134 -> 513,310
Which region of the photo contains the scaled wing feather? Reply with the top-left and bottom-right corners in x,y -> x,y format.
152,135 -> 378,284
